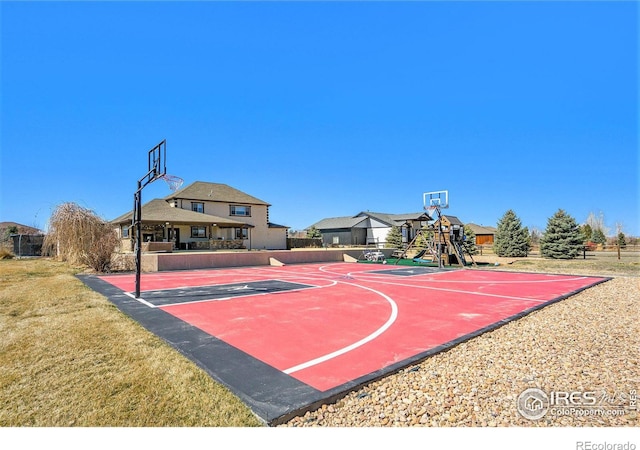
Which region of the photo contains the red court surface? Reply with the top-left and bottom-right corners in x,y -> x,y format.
96,263 -> 609,393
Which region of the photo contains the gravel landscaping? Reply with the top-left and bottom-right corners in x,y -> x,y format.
282,257 -> 639,427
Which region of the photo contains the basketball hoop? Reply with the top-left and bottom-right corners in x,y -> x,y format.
161,174 -> 184,192
423,190 -> 449,210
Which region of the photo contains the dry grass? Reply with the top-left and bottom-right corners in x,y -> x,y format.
0,259 -> 262,427
473,250 -> 640,277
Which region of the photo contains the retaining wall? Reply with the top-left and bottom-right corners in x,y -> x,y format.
139,248 -> 396,272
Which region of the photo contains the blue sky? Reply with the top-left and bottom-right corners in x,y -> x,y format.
1,1 -> 638,235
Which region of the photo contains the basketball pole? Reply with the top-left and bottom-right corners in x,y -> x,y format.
133,140 -> 167,299
133,174 -> 156,299
134,181 -> 143,298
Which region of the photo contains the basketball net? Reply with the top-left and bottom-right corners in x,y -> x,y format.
161,174 -> 184,192
425,203 -> 442,222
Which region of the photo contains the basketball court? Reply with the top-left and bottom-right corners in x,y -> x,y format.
79,262 -> 609,425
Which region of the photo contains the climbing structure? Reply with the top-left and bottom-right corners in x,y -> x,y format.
394,190 -> 476,268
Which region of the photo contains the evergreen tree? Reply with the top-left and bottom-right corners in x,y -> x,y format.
540,209 -> 584,259
591,228 -> 606,246
617,232 -> 627,249
580,224 -> 593,242
306,226 -> 322,239
385,225 -> 403,248
461,224 -> 478,255
493,210 -> 531,257
414,225 -> 433,249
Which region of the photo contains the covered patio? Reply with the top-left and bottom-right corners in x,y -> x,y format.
111,199 -> 254,251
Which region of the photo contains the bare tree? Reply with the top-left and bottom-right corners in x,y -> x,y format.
43,202 -> 119,272
586,211 -> 610,236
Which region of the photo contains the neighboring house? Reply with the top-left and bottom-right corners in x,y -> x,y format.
309,211 -> 432,248
112,181 -> 288,251
0,222 -> 45,256
0,222 -> 43,236
465,223 -> 497,246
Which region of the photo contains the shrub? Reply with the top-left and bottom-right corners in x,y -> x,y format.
0,248 -> 15,259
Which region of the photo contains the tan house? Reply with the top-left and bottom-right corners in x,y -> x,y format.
112,181 -> 288,251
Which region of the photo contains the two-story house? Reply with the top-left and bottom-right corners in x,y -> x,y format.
112,181 -> 288,251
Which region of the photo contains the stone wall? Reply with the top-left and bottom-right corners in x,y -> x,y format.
208,239 -> 245,250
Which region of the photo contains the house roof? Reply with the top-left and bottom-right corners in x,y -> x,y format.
310,216 -> 368,230
356,211 -> 432,227
0,222 -> 44,235
166,181 -> 270,206
354,212 -> 396,227
111,199 -> 250,227
389,212 -> 433,222
466,223 -> 497,235
434,215 -> 464,226
310,211 -> 431,230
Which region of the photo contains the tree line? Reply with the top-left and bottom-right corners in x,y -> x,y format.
492,209 -> 631,259
380,209 -> 631,260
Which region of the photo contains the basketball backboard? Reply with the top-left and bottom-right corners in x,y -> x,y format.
148,139 -> 167,180
423,190 -> 449,210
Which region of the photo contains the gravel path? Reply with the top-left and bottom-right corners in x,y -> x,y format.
282,269 -> 639,427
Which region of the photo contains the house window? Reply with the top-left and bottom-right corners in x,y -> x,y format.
122,226 -> 129,238
191,226 -> 206,238
235,228 -> 248,239
192,202 -> 204,213
230,205 -> 251,217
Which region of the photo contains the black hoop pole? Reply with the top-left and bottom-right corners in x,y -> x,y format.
132,139 -> 168,298
134,182 -> 143,298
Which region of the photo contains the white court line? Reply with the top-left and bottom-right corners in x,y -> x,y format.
405,276 -> 591,284
283,280 -> 398,375
354,277 -> 547,303
317,263 -> 592,285
123,291 -> 157,308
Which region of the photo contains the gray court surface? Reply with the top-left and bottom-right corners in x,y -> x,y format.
137,280 -> 314,307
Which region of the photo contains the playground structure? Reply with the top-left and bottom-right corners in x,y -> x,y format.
390,190 -> 476,268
